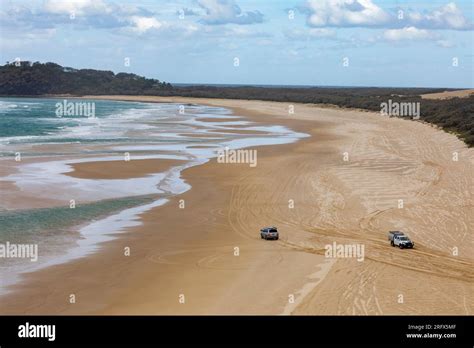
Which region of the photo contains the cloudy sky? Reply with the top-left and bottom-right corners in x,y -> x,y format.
1,0 -> 473,87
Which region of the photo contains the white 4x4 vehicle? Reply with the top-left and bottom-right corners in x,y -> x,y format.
388,231 -> 414,249
260,227 -> 279,240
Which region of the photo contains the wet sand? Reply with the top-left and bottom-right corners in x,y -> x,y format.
67,159 -> 186,179
1,96 -> 473,315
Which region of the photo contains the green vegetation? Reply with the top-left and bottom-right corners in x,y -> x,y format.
0,61 -> 171,95
0,62 -> 472,146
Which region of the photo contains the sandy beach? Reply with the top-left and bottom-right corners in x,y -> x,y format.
421,89 -> 474,100
1,96 -> 473,315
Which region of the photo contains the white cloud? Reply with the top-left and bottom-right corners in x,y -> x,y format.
129,16 -> 162,33
305,0 -> 390,27
436,39 -> 455,48
302,0 -> 473,30
285,28 -> 337,40
308,28 -> 337,38
383,26 -> 437,41
406,2 -> 473,30
177,8 -> 200,17
198,0 -> 263,25
0,27 -> 57,51
43,0 -> 112,16
225,26 -> 271,37
30,1 -> 164,35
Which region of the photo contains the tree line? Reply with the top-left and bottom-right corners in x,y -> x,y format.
0,61 -> 172,95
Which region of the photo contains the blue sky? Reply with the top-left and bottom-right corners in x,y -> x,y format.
1,0 -> 473,87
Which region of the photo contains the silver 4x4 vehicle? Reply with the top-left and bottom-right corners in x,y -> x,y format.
388,231 -> 414,249
260,227 -> 279,240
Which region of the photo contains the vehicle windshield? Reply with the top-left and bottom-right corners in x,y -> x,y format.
399,237 -> 409,241
269,229 -> 277,233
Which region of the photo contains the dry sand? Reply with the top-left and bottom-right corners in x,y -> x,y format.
421,89 -> 474,99
1,96 -> 473,315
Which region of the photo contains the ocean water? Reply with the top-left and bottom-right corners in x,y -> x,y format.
0,97 -> 308,292
0,98 -> 153,143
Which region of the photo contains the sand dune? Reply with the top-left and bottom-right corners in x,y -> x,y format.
421,89 -> 474,99
1,96 -> 472,315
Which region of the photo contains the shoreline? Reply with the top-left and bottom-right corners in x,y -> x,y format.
1,96 -> 473,314
0,98 -> 306,296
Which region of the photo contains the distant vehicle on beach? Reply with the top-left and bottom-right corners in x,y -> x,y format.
388,231 -> 414,249
260,227 -> 279,240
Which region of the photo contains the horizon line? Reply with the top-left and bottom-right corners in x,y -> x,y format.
170,82 -> 470,90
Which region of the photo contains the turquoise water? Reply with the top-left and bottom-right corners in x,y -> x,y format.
0,97 -> 148,138
0,98 -> 183,288
0,194 -> 161,292
0,98 -> 182,249
0,195 -> 157,243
